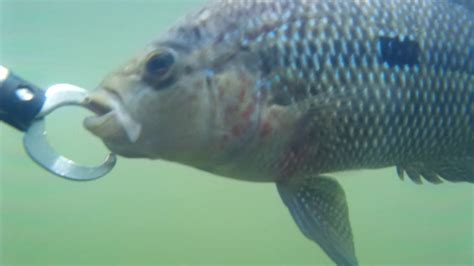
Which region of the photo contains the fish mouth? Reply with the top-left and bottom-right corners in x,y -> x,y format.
83,89 -> 142,143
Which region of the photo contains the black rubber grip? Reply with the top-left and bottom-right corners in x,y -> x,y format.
0,68 -> 45,131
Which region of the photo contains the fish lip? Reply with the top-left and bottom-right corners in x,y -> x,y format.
83,88 -> 123,116
83,89 -> 125,137
83,87 -> 130,128
83,88 -> 142,143
83,111 -> 116,133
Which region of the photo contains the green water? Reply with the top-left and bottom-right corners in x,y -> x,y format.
0,1 -> 473,265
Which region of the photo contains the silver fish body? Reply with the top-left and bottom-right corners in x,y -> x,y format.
85,1 -> 474,265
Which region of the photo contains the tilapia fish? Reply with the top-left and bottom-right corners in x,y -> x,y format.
84,0 -> 474,265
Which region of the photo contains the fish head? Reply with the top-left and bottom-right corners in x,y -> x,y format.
84,26 -> 265,169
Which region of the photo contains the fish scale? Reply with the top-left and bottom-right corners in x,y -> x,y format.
192,0 -> 474,177
169,2 -> 474,171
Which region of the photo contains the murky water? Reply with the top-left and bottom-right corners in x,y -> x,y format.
1,1 -> 473,265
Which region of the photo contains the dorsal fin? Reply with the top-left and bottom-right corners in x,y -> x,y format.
450,0 -> 474,13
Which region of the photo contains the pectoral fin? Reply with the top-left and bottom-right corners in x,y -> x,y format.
277,176 -> 357,266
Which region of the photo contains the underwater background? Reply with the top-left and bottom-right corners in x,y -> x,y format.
0,0 -> 472,265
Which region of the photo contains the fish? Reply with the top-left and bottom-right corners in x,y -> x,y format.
83,0 -> 474,265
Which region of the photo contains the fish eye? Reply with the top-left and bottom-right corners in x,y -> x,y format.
145,51 -> 175,77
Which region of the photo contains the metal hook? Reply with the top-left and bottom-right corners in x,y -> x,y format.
23,83 -> 117,181
24,119 -> 117,180
1,65 -> 116,180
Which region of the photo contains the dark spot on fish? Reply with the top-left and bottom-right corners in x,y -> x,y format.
307,56 -> 315,69
244,23 -> 274,44
461,48 -> 473,73
329,55 -> 338,67
283,55 -> 291,68
338,69 -> 347,84
239,44 -> 251,52
260,59 -> 272,75
333,40 -> 343,54
322,42 -> 331,54
358,42 -> 368,57
285,23 -> 293,38
468,48 -> 474,73
342,54 -> 351,66
309,86 -> 320,96
272,92 -> 293,106
192,26 -> 202,41
378,36 -> 420,67
296,42 -> 305,55
215,33 -> 225,45
311,27 -> 319,40
184,66 -> 193,75
295,56 -> 302,69
205,73 -> 213,88
259,47 -> 277,75
346,42 -> 355,55
309,42 -> 317,55
298,21 -> 307,38
284,45 -> 292,58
